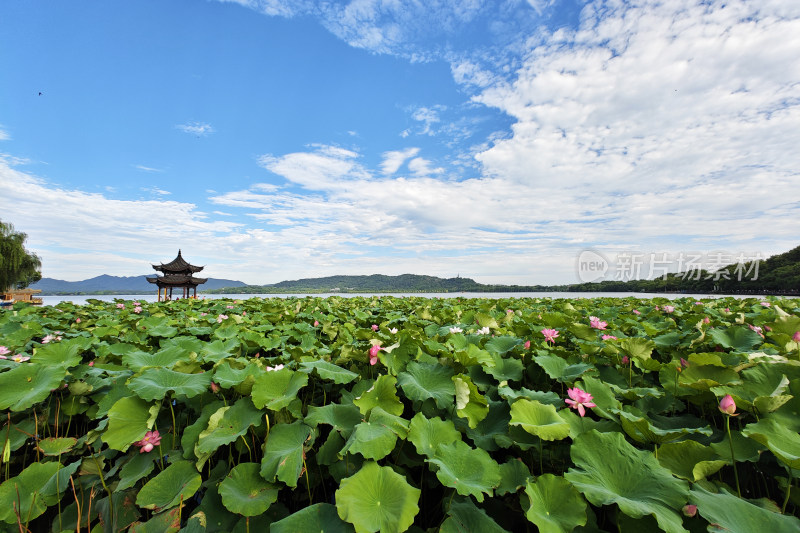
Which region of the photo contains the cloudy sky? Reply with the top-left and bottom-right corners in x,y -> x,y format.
1,0 -> 798,286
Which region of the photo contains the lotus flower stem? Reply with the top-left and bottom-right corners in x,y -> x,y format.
168,399 -> 177,449
782,470 -> 792,513
726,416 -> 742,497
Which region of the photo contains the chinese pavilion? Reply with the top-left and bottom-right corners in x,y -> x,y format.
147,250 -> 207,301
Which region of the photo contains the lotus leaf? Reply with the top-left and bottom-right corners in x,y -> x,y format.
260,421 -> 312,488
105,395 -> 159,451
251,367 -> 309,411
440,498 -> 510,533
0,363 -> 65,411
407,412 -> 461,457
335,461 -> 420,533
523,474 -> 587,533
271,503 -> 355,533
509,399 -> 571,441
565,430 -> 689,533
219,462 -> 279,516
690,484 -> 800,533
135,460 -> 202,511
128,368 -> 212,400
452,374 -> 489,428
429,440 -> 501,502
742,418 -> 800,469
0,461 -> 62,523
300,359 -> 359,384
353,374 -> 404,416
397,361 -> 455,409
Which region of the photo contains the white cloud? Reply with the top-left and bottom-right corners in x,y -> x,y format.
257,145 -> 369,189
380,147 -> 419,175
0,126 -> 9,141
134,165 -> 163,173
141,186 -> 172,196
176,122 -> 215,136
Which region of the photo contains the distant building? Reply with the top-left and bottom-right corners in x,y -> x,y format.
1,288 -> 42,306
147,250 -> 207,301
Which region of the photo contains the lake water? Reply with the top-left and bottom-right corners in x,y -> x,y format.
40,292 -> 778,306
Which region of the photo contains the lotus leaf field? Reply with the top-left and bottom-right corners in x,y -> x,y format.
1,295 -> 800,532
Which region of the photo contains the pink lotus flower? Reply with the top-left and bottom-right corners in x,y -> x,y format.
749,324 -> 764,338
217,314 -> 228,323
226,305 -> 234,309
134,430 -> 161,453
12,354 -> 30,363
201,312 -> 208,316
541,328 -> 559,344
724,307 -> 730,312
680,357 -> 689,369
133,306 -> 142,314
75,317 -> 81,323
632,309 -> 641,315
116,303 -> 125,309
88,361 -> 94,367
621,355 -> 629,364
703,317 -> 710,324
0,346 -> 10,356
663,305 -> 675,313
369,344 -> 381,365
476,326 -> 490,335
682,504 -> 697,517
793,331 -> 800,343
601,335 -> 617,341
313,320 -> 319,327
761,301 -> 771,307
133,301 -> 140,306
694,302 -> 703,306
565,387 -> 596,417
41,334 -> 57,344
589,316 -> 607,330
210,382 -> 220,393
718,394 -> 737,416
371,324 -> 379,331
524,340 -> 531,350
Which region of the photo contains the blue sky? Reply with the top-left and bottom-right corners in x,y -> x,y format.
1,0 -> 799,286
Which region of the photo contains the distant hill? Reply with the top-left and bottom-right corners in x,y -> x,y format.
30,275 -> 247,295
204,274 -> 494,294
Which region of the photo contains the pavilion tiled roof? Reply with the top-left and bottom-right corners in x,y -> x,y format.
146,274 -> 207,286
152,250 -> 204,274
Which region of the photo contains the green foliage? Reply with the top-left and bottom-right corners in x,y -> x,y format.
0,294 -> 798,531
0,219 -> 42,291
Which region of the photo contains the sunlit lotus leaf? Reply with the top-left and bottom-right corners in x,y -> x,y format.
657,440 -> 726,481
260,421 -> 312,488
117,451 -> 157,491
125,346 -> 189,371
353,374 -> 404,416
712,364 -> 795,414
616,407 -> 712,444
679,364 -> 740,391
300,359 -> 359,384
200,338 -> 241,363
498,384 -> 561,406
523,474 -> 587,533
128,368 -> 212,401
429,440 -> 501,502
407,412 -> 461,457
450,374 -> 486,428
179,512 -> 207,533
335,461 -> 420,533
565,430 -> 689,533
341,416 -> 401,460
742,418 -> 800,469
0,461 -> 62,524
653,331 -> 682,349
147,324 -> 178,338
130,505 -> 182,532
455,344 -> 495,368
251,367 -> 309,411
534,354 -> 594,383
618,337 -> 656,361
509,399 -> 570,441
578,375 -> 621,420
271,503 -> 355,533
397,361 -> 455,409
214,324 -> 240,340
305,402 -> 363,438
484,335 -> 522,355
709,326 -> 764,351
690,484 -> 800,533
0,363 -> 64,411
31,338 -> 83,368
709,429 -> 766,463
496,458 -> 531,496
219,462 -> 279,516
212,359 -> 259,388
195,398 -> 263,467
377,336 -> 414,375
440,498 -> 510,533
105,395 -> 159,451
485,352 -> 523,382
136,460 -> 202,511
465,399 -> 510,451
475,312 -> 499,329
37,436 -> 77,456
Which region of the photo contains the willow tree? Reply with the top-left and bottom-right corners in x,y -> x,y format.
0,220 -> 42,291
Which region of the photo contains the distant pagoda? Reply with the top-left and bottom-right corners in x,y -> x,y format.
147,250 -> 207,301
